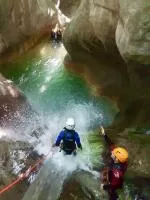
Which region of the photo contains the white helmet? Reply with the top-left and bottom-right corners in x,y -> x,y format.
65,118 -> 75,130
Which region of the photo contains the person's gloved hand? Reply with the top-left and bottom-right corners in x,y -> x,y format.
100,126 -> 106,136
78,144 -> 82,150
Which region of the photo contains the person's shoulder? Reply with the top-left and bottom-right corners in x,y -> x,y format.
59,129 -> 65,134
74,130 -> 79,135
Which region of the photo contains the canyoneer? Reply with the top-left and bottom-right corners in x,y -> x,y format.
53,118 -> 82,155
100,126 -> 128,200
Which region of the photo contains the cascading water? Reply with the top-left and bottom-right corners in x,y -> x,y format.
0,40 -> 117,199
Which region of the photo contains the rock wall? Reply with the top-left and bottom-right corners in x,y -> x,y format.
0,73 -> 30,127
64,0 -> 150,64
0,73 -> 44,135
0,0 -> 57,55
0,73 -> 45,199
63,0 -> 150,129
59,0 -> 81,17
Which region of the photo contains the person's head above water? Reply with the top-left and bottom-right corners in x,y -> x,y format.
111,147 -> 128,163
65,118 -> 75,130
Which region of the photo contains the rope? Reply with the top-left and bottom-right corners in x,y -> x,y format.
0,149 -> 52,196
0,176 -> 23,195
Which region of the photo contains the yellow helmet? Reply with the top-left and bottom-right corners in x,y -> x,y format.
112,147 -> 128,163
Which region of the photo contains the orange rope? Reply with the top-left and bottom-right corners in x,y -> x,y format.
0,176 -> 24,195
0,150 -> 52,196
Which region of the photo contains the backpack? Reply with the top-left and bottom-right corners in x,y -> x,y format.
62,129 -> 76,152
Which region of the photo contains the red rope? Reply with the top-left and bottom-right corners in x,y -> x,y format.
0,176 -> 23,195
0,150 -> 52,196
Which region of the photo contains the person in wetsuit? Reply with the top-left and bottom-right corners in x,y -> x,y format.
56,29 -> 62,42
53,118 -> 82,155
50,29 -> 56,41
100,126 -> 128,200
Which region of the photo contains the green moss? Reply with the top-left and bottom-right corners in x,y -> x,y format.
128,130 -> 150,143
118,189 -> 133,200
85,129 -> 104,169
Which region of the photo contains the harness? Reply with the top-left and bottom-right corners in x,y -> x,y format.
101,167 -> 109,185
101,163 -> 126,189
62,129 -> 76,153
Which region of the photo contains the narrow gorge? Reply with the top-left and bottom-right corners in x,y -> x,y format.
0,0 -> 150,200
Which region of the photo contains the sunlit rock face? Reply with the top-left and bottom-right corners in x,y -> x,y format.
63,0 -> 150,129
0,0 -> 57,54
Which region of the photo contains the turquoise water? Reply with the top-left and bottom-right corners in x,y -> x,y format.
0,40 -> 117,128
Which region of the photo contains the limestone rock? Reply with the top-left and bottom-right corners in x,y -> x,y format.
0,73 -> 44,137
116,0 -> 150,64
64,0 -> 150,63
0,0 -> 57,54
0,139 -> 43,200
59,0 -> 81,18
63,0 -> 150,128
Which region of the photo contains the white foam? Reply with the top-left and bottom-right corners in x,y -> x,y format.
0,129 -> 7,138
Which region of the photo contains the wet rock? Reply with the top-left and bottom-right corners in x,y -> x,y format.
63,0 -> 150,129
64,0 -> 150,65
0,73 -> 34,130
59,0 -> 81,18
0,139 -> 43,200
59,171 -> 108,200
0,0 -> 57,55
0,140 -> 30,199
0,74 -> 46,199
0,73 -> 48,139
